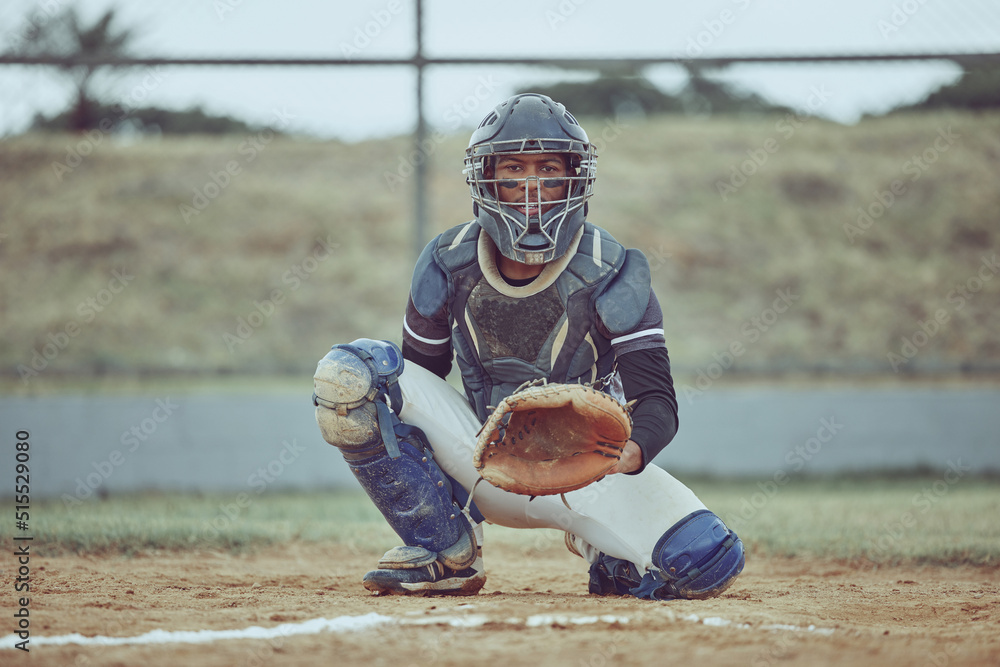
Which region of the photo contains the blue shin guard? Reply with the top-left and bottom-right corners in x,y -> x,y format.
314,339 -> 481,594
590,510 -> 744,601
348,432 -> 477,569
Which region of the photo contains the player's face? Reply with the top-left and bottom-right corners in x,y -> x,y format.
492,153 -> 570,218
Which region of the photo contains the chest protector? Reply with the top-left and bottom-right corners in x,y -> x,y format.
413,221 -> 651,422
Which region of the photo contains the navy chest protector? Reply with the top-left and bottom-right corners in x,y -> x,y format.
413,222 -> 652,422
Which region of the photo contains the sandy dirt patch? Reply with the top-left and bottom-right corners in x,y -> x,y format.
3,542 -> 998,666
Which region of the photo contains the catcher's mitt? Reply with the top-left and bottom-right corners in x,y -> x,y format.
473,380 -> 632,496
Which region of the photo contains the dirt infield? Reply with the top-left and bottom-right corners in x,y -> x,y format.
5,542 -> 998,666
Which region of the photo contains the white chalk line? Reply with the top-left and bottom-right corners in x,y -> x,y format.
0,610 -> 834,649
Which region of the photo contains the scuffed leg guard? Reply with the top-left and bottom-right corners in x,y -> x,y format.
314,339 -> 483,596
589,510 -> 744,601
350,436 -> 482,596
347,437 -> 477,569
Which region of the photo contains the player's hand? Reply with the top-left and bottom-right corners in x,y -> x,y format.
608,440 -> 643,475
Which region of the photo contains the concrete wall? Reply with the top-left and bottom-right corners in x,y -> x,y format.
2,386 -> 998,501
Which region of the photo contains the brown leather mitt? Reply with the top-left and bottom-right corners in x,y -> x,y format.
473,381 -> 632,496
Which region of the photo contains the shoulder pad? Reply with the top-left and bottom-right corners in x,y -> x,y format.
434,220 -> 480,272
410,236 -> 449,318
410,222 -> 480,317
565,223 -> 626,286
596,248 -> 652,335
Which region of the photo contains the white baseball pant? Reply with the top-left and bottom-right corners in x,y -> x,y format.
397,362 -> 707,572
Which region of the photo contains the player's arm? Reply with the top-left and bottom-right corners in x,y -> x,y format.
614,344 -> 679,474
401,237 -> 453,379
402,296 -> 452,379
599,290 -> 679,474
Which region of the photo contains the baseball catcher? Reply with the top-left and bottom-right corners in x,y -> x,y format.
313,93 -> 744,600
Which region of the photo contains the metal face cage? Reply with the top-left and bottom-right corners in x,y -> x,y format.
464,137 -> 597,261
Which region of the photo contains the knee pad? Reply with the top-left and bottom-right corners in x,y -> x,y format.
313,339 -> 477,570
313,338 -> 404,460
643,510 -> 745,600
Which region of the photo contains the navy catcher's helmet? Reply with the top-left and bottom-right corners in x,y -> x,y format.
464,93 -> 597,265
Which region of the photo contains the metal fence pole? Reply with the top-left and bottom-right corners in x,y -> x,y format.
413,0 -> 428,258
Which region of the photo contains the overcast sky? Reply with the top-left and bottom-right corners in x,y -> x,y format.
2,0 -> 999,139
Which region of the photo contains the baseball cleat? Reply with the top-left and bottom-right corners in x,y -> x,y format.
362,549 -> 485,596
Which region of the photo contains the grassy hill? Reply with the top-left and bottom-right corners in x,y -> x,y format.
1,110 -> 998,392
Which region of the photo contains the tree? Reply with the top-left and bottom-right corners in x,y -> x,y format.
515,70 -> 792,120
896,65 -> 1000,112
32,104 -> 265,135
13,5 -> 136,132
515,76 -> 683,117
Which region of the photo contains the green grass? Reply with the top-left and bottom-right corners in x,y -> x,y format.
6,490 -> 400,556
2,111 -> 999,393
6,476 -> 998,565
691,475 -> 1000,566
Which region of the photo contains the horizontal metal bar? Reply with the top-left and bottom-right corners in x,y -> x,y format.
2,52 -> 999,68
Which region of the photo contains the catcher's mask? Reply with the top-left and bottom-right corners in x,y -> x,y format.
465,93 -> 597,265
